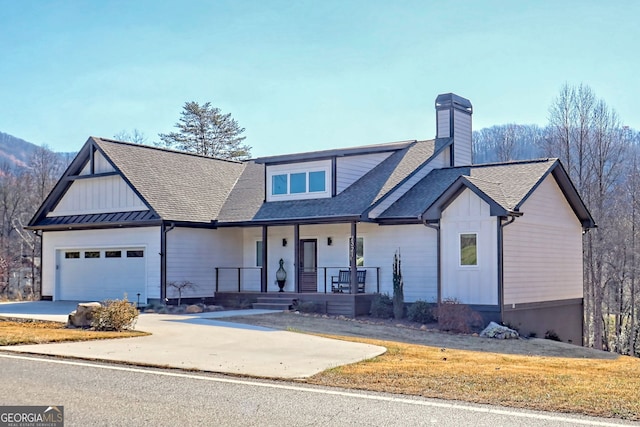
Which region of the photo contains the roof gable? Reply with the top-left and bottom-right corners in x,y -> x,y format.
29,137 -> 247,227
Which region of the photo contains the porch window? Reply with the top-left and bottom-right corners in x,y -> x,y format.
349,237 -> 365,266
256,241 -> 263,267
460,233 -> 477,266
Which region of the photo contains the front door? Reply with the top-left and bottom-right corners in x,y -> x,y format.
299,239 -> 317,292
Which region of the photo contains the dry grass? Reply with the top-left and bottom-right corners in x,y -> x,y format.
308,336 -> 640,421
0,318 -> 148,346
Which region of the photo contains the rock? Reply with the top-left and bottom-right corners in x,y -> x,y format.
480,321 -> 519,340
420,325 -> 428,330
185,304 -> 203,313
144,309 -> 155,314
67,302 -> 102,328
206,305 -> 224,312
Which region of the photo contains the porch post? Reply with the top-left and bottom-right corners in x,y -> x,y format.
350,221 -> 357,294
261,225 -> 268,292
294,224 -> 300,293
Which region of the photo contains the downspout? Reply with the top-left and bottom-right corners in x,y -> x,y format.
34,230 -> 43,300
498,215 -> 517,323
160,222 -> 176,302
423,221 -> 440,303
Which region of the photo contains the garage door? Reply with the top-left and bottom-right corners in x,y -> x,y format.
57,248 -> 146,302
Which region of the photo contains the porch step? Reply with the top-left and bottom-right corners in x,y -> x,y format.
252,297 -> 295,311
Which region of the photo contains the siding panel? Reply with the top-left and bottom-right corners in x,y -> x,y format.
503,176 -> 583,304
453,110 -> 472,166
336,152 -> 392,193
167,228 -> 243,298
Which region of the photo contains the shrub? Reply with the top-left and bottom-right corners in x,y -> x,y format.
370,293 -> 394,318
407,300 -> 436,324
92,298 -> 139,331
294,300 -> 318,313
392,250 -> 404,319
432,298 -> 484,334
545,330 -> 561,341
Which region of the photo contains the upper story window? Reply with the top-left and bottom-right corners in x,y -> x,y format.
267,160 -> 331,201
460,233 -> 478,266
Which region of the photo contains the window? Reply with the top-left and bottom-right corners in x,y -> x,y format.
460,233 -> 477,266
256,241 -> 263,267
65,251 -> 80,259
309,171 -> 326,192
272,174 -> 287,195
290,173 -> 306,193
349,237 -> 365,266
126,250 -> 144,258
105,250 -> 122,258
84,251 -> 100,258
269,170 -> 328,197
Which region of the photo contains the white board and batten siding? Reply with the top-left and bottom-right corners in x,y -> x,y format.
368,150 -> 449,219
336,152 -> 392,194
166,228 -> 243,299
48,174 -> 147,217
440,188 -> 498,305
42,227 -> 161,302
80,150 -> 115,175
503,176 -> 583,305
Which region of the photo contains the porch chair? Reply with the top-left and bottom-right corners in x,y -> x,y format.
331,269 -> 367,293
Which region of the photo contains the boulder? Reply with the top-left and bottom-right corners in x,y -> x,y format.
67,302 -> 102,328
205,305 -> 224,312
185,304 -> 203,313
480,321 -> 520,339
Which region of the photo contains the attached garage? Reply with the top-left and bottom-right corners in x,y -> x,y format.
57,247 -> 146,302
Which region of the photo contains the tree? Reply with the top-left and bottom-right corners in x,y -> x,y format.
158,101 -> 250,160
114,129 -> 148,145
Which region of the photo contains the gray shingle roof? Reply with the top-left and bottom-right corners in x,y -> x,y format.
378,159 -> 559,219
217,139 -> 438,223
94,138 -> 246,223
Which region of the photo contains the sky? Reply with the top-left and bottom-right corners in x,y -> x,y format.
1,1 -> 638,157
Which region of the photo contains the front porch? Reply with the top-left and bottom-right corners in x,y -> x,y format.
214,291 -> 377,317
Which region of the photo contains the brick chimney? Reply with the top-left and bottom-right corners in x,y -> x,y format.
435,93 -> 473,166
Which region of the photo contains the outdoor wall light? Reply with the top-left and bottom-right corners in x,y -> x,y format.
327,237 -> 333,246
282,238 -> 287,247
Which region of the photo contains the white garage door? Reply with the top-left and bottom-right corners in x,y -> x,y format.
57,248 -> 146,302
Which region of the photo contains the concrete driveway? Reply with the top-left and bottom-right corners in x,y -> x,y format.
0,301 -> 385,379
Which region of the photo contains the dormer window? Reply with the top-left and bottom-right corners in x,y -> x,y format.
267,160 -> 331,201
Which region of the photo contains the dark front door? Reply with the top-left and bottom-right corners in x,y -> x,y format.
299,239 -> 317,292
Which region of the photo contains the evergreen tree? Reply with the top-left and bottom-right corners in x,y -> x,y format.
158,101 -> 250,160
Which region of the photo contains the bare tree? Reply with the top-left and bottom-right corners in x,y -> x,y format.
114,129 -> 148,145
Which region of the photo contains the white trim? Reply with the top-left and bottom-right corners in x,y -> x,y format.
266,160 -> 331,201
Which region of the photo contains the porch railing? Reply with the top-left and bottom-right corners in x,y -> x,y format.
214,266 -> 380,294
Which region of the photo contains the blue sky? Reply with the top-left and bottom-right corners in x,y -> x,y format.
1,1 -> 638,157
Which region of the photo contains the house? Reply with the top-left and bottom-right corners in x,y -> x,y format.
27,93 -> 594,344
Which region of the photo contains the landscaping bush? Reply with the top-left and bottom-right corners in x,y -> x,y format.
545,330 -> 561,341
432,298 -> 483,333
407,300 -> 436,324
92,298 -> 139,331
294,300 -> 318,313
370,293 -> 394,318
